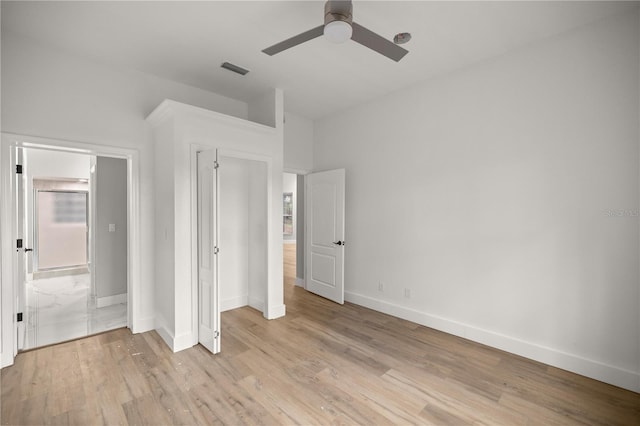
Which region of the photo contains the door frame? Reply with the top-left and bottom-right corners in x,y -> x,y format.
0,133 -> 141,367
283,168 -> 311,289
189,144 -> 274,347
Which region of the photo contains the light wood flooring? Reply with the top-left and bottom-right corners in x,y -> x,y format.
1,244 -> 639,425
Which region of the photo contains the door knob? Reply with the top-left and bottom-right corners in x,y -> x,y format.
332,241 -> 344,246
24,248 -> 33,252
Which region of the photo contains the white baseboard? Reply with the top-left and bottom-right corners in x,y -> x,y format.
155,316 -> 194,353
221,296 -> 265,314
345,291 -> 640,393
265,304 -> 286,320
283,240 -> 296,245
249,297 -> 264,313
133,316 -> 155,334
173,331 -> 194,352
1,350 -> 14,369
295,277 -> 305,288
33,266 -> 89,280
96,292 -> 127,308
155,319 -> 174,352
221,295 -> 248,312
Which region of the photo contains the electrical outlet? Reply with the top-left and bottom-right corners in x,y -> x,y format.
378,282 -> 384,292
404,288 -> 411,298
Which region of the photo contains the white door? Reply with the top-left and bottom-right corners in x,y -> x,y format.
15,149 -> 27,350
305,169 -> 345,304
197,149 -> 220,354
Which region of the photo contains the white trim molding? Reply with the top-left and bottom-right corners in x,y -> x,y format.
155,314 -> 194,353
221,296 -> 249,313
265,304 -> 286,320
96,292 -> 127,308
136,316 -> 156,333
345,291 -> 640,393
155,315 -> 174,351
248,297 -> 265,313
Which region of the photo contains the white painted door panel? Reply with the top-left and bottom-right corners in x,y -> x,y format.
197,149 -> 220,354
305,169 -> 345,304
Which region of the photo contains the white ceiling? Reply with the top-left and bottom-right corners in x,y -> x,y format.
2,1 -> 637,119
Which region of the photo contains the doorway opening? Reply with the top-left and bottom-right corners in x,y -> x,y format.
218,155 -> 268,314
196,149 -> 270,354
20,148 -> 128,350
2,133 -> 141,368
283,173 -> 305,292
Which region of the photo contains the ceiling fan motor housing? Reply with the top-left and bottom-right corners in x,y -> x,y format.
324,0 -> 353,26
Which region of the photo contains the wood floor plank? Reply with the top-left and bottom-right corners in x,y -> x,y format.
237,374 -> 327,425
498,392 -> 585,426
2,244 -> 638,425
314,367 -> 424,424
187,378 -> 277,425
382,368 -> 528,425
122,394 -> 173,426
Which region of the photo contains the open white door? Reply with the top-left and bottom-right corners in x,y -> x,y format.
305,169 -> 345,304
14,148 -> 27,350
197,149 -> 220,354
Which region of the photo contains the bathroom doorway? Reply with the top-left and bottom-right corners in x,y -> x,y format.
21,148 -> 128,349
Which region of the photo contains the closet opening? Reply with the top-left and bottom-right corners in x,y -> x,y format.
197,149 -> 269,354
218,155 -> 268,314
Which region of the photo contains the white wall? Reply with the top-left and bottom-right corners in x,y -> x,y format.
1,31 -> 249,334
219,156 -> 250,311
25,149 -> 91,180
284,112 -> 314,172
283,172 -> 297,242
314,11 -> 640,392
218,156 -> 269,312
95,157 -> 127,303
248,160 -> 268,311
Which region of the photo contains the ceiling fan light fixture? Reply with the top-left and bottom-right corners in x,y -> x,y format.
324,20 -> 352,43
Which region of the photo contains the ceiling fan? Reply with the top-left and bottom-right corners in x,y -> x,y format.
262,0 -> 408,62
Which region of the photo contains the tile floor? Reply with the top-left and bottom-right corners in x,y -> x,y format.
24,273 -> 127,349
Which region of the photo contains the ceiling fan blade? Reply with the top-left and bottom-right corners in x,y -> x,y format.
262,25 -> 325,56
351,22 -> 408,62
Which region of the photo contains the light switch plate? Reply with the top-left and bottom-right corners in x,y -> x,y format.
109,224 -> 116,233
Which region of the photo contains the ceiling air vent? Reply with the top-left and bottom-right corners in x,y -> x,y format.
221,62 -> 250,76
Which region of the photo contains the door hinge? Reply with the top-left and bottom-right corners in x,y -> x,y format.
17,239 -> 23,249
213,246 -> 219,255
213,161 -> 219,169
16,165 -> 23,174
17,312 -> 23,322
214,330 -> 220,339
